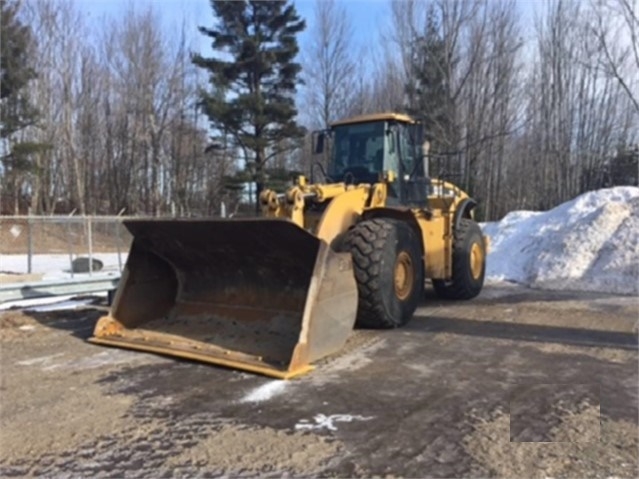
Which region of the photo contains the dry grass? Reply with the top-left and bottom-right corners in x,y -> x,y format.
0,219 -> 132,254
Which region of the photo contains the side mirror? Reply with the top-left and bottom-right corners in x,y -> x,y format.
314,132 -> 325,155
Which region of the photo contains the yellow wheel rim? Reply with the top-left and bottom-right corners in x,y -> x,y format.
394,251 -> 414,300
470,242 -> 484,280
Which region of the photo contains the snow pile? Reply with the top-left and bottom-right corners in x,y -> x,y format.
482,187 -> 639,295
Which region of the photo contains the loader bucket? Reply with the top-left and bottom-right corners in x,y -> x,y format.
89,219 -> 358,379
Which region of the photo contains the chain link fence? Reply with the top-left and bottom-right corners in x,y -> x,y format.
0,216 -> 134,278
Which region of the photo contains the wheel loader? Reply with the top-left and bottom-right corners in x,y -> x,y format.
90,113 -> 486,379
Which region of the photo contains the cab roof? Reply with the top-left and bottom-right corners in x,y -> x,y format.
330,112 -> 416,127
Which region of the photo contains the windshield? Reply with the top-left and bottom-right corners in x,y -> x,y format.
329,122 -> 385,177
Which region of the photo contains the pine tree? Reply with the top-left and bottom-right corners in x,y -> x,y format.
1,0 -> 38,141
406,7 -> 455,154
1,0 -> 43,213
193,0 -> 306,210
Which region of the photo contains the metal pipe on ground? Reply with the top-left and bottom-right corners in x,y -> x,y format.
0,275 -> 121,304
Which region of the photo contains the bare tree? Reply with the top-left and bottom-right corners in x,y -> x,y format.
21,0 -> 88,213
99,5 -> 209,215
588,0 -> 639,112
459,0 -> 523,219
17,0 -> 218,216
511,0 -> 636,211
301,0 -> 357,128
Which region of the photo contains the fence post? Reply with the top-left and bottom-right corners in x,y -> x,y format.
115,220 -> 122,273
27,210 -> 32,274
116,208 -> 126,273
66,219 -> 74,278
66,210 -> 77,278
87,216 -> 93,276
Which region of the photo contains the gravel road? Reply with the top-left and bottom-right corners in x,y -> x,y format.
1,283 -> 637,478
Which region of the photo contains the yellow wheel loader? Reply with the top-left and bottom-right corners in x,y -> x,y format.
90,113 -> 486,379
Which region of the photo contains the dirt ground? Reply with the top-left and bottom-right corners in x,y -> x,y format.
0,284 -> 637,478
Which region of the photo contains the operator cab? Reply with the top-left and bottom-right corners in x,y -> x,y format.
315,113 -> 430,207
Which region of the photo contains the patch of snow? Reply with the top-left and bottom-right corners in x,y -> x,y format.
240,380 -> 288,403
16,353 -> 65,366
41,350 -> 144,371
482,187 -> 639,295
18,324 -> 35,331
0,253 -> 126,279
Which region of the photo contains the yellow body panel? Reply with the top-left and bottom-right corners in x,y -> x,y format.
417,212 -> 450,279
315,188 -> 369,243
259,175 -> 475,282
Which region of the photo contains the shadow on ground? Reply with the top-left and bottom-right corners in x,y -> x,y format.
409,314 -> 638,350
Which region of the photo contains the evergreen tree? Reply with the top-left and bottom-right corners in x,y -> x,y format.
609,146 -> 639,187
406,7 -> 455,154
0,0 -> 38,141
193,0 -> 306,210
1,0 -> 43,212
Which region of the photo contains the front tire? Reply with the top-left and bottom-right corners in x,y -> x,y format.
347,219 -> 423,328
432,218 -> 485,300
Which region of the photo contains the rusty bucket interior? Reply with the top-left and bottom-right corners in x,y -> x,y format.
90,219 -> 358,379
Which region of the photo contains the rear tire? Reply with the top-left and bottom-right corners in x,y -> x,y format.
432,218 -> 485,300
347,219 -> 423,328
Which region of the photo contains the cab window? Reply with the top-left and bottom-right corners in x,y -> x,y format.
399,124 -> 416,176
330,122 -> 385,176
384,124 -> 399,175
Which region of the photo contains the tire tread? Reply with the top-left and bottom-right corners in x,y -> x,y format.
432,218 -> 484,300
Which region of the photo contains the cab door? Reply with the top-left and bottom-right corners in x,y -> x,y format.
398,123 -> 429,207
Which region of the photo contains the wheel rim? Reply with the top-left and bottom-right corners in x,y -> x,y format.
394,251 -> 414,300
470,242 -> 484,280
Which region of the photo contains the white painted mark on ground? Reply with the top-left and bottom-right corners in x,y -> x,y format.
295,413 -> 374,432
151,395 -> 174,407
16,353 -> 65,366
240,380 -> 287,403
